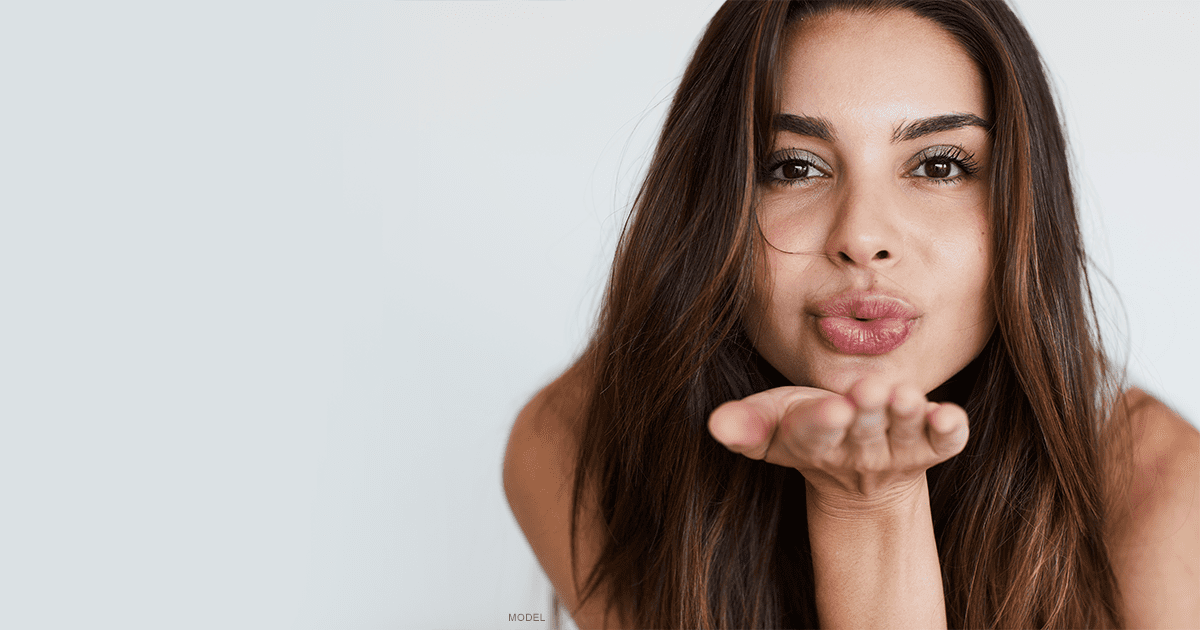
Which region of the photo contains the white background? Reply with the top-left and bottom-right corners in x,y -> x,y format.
0,1 -> 1195,629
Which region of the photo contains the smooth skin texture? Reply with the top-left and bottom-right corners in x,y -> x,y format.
743,10 -> 995,399
712,10 -> 992,627
505,8 -> 1200,629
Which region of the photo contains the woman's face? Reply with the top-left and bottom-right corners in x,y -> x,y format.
745,9 -> 996,396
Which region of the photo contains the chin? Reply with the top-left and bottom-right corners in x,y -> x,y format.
777,349 -> 956,397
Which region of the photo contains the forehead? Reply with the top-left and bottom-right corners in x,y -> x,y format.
779,9 -> 988,126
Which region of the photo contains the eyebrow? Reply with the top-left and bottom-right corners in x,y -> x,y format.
774,113 -> 834,141
892,113 -> 991,142
772,112 -> 991,144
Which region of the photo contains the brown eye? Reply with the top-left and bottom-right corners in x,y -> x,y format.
764,149 -> 831,186
908,145 -> 977,182
923,159 -> 953,178
781,162 -> 810,179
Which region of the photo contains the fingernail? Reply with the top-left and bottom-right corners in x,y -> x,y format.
858,411 -> 884,428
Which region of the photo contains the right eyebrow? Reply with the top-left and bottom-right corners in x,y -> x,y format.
773,113 -> 834,142
892,113 -> 991,142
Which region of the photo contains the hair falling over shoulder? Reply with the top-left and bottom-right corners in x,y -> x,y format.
563,1 -> 1127,628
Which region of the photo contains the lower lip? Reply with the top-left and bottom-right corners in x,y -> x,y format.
817,316 -> 915,355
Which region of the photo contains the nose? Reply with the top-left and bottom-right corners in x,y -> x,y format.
823,184 -> 903,268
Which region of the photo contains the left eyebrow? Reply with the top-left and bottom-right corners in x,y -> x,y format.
892,113 -> 991,143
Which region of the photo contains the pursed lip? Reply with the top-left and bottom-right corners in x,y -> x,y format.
812,292 -> 921,320
810,292 -> 921,355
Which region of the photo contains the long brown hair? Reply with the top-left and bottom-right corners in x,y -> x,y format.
566,1 -> 1124,627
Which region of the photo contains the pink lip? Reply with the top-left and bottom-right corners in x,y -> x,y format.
812,293 -> 920,355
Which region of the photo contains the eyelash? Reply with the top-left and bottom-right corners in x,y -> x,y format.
759,149 -> 829,187
760,145 -> 981,187
912,145 -> 980,185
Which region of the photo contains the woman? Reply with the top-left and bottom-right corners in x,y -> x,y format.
504,1 -> 1198,628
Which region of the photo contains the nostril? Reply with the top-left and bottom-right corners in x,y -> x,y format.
839,252 -> 853,263
875,250 -> 890,260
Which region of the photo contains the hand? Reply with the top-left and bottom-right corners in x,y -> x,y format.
707,377 -> 969,509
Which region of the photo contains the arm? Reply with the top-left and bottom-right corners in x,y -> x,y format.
503,366 -> 629,630
806,474 -> 945,629
1108,391 -> 1200,628
710,378 -> 965,628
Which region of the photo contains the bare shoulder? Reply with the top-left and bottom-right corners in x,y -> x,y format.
503,359 -> 625,629
1106,388 -> 1199,628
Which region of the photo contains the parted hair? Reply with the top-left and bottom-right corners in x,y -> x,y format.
565,1 -> 1125,627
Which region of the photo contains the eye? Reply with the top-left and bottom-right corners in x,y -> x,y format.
915,158 -> 961,179
762,149 -> 832,186
907,145 -> 980,184
776,160 -> 816,180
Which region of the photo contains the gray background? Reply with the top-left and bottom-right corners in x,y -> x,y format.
0,1 -> 1195,628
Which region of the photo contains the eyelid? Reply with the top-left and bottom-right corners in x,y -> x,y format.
904,144 -> 979,173
764,148 -> 833,174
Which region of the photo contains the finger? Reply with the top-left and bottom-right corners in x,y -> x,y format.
780,394 -> 855,453
710,387 -> 847,467
926,402 -> 970,457
846,378 -> 890,444
886,384 -> 926,444
709,399 -> 776,460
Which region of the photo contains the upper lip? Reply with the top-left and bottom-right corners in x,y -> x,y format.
812,291 -> 921,320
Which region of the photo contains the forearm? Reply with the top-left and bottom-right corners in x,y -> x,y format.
806,474 -> 947,630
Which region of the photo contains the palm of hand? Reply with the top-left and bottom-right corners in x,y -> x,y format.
708,377 -> 969,510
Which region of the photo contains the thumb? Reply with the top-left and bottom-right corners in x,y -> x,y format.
708,399 -> 775,460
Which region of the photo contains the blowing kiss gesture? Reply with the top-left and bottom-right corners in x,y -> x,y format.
708,377 -> 969,510
708,377 -> 970,629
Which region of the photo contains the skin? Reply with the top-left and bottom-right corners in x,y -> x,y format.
742,9 -> 994,398
708,9 -> 1198,629
710,11 -> 989,627
505,8 -> 1200,629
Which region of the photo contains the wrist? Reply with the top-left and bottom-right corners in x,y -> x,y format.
805,473 -> 929,521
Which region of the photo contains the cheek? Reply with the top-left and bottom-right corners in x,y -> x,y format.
935,230 -> 989,288
743,247 -> 802,353
743,248 -> 777,342
926,197 -> 991,289
917,198 -> 994,345
940,219 -> 995,335
965,216 -> 992,306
